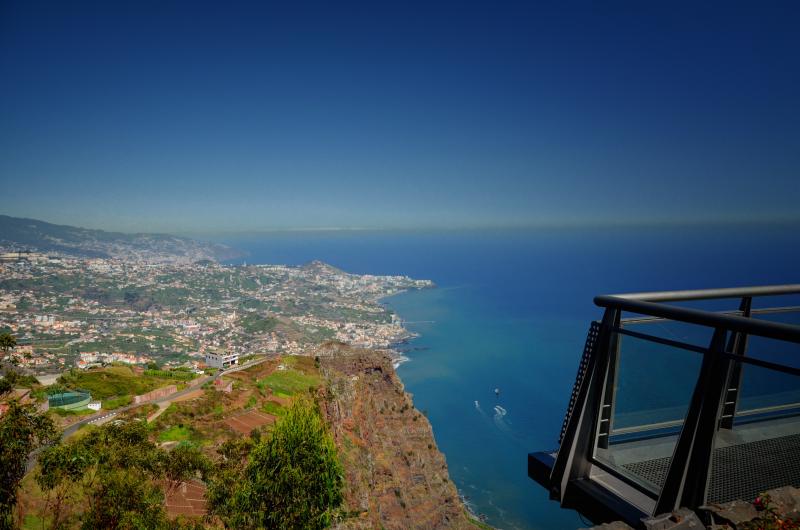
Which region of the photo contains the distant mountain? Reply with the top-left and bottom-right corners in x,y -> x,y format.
0,215 -> 244,262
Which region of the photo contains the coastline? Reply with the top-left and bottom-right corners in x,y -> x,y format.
376,288 -> 422,369
317,343 -> 484,529
373,287 -> 490,525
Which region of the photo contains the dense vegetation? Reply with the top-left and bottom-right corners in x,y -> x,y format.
0,401 -> 57,530
207,397 -> 343,529
1,381 -> 343,529
35,422 -> 208,529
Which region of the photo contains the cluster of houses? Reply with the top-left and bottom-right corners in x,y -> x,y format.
76,351 -> 154,369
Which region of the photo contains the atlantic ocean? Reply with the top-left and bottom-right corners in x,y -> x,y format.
216,224 -> 800,529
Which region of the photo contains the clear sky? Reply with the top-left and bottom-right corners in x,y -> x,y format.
1,1 -> 799,233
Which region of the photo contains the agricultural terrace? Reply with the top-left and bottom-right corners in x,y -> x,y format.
147,355 -> 322,457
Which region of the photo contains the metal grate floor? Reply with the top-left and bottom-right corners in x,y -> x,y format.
621,433 -> 800,504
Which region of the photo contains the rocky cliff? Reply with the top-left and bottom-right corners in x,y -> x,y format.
317,343 -> 480,530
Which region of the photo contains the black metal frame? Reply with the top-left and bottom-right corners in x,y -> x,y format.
530,284 -> 800,526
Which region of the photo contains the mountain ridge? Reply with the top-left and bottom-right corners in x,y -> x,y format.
0,214 -> 243,262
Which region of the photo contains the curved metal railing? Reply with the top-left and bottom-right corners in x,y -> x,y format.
545,284 -> 800,522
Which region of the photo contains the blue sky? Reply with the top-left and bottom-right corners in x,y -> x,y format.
1,1 -> 798,232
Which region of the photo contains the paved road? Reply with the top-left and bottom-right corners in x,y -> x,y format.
28,355 -> 274,472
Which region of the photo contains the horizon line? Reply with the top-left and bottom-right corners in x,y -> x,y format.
3,212 -> 800,238
176,216 -> 800,237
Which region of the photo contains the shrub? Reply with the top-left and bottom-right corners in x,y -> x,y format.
209,397 -> 343,529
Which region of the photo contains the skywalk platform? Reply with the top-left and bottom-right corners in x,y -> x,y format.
528,285 -> 800,527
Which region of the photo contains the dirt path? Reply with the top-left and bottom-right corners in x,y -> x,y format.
147,388 -> 205,422
147,401 -> 171,422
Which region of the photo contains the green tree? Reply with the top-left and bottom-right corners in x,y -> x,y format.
208,398 -> 343,529
0,370 -> 28,397
0,400 -> 57,529
37,422 -> 163,529
0,333 -> 16,356
81,468 -> 166,530
205,437 -> 253,527
161,443 -> 211,496
0,333 -> 17,366
36,440 -> 94,529
36,422 -> 211,530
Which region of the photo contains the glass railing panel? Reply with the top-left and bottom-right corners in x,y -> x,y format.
619,318 -> 713,352
593,331 -> 703,495
710,360 -> 800,504
734,335 -> 800,419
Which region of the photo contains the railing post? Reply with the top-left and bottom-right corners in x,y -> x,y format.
655,327 -> 732,514
597,313 -> 621,449
549,307 -> 620,502
720,297 -> 752,430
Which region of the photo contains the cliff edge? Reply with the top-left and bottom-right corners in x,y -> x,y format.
317,343 -> 482,529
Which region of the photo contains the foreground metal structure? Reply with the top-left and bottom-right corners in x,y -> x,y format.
528,285 -> 800,527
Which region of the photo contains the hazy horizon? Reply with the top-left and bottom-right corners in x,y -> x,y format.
4,211 -> 800,238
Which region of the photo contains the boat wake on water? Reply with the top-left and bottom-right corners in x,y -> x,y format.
492,405 -> 514,434
474,400 -> 521,439
474,399 -> 529,445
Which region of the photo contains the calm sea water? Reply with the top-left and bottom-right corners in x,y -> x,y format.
216,225 -> 800,530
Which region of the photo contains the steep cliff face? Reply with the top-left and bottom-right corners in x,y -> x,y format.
318,344 -> 477,530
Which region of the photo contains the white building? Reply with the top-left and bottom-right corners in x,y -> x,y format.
205,351 -> 239,369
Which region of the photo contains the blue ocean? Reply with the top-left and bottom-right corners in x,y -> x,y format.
217,225 -> 800,529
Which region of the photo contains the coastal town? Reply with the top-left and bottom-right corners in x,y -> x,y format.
0,250 -> 433,375
0,232 -> 482,529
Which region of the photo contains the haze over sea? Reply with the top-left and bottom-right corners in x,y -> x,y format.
218,224 -> 800,529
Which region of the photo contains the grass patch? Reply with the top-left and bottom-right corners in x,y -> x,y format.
158,425 -> 195,443
56,366 -> 176,410
143,369 -> 195,380
262,400 -> 286,416
22,508 -> 48,529
257,369 -> 320,397
103,395 -> 132,409
49,407 -> 95,417
283,355 -> 317,372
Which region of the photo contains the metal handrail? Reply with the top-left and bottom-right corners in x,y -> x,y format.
620,305 -> 800,325
595,295 -> 800,344
605,284 -> 800,302
534,284 -> 800,523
